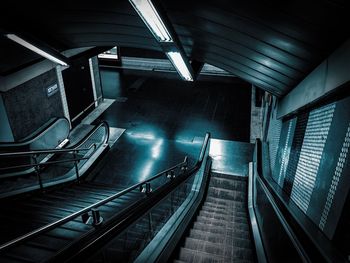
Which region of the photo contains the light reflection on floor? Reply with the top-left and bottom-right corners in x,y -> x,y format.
209,139 -> 254,176
92,70 -> 252,186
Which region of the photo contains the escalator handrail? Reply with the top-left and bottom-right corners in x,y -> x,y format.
0,117 -> 70,146
0,144 -> 97,171
0,121 -> 109,158
0,132 -> 209,253
65,120 -> 110,150
0,144 -> 96,158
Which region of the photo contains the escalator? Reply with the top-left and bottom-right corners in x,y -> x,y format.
0,117 -> 70,177
0,121 -> 110,198
0,181 -> 143,263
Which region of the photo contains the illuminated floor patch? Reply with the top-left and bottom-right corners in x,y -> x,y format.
209,139 -> 253,176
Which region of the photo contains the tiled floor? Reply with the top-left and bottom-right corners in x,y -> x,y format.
92,69 -> 252,187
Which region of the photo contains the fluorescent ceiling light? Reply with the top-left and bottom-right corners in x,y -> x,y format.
167,51 -> 193,81
129,0 -> 172,42
6,34 -> 68,66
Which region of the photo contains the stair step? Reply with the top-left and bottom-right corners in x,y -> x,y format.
211,173 -> 248,182
199,210 -> 248,222
201,204 -> 246,215
183,237 -> 254,260
189,229 -> 253,249
178,247 -> 253,263
205,197 -> 247,208
209,177 -> 247,192
195,216 -> 250,232
178,247 -> 222,263
196,215 -> 249,230
193,222 -> 250,239
207,187 -> 246,202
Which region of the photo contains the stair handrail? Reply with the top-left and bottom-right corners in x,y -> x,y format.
0,132 -> 210,253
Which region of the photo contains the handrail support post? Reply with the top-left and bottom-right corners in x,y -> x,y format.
73,152 -> 80,183
140,182 -> 152,195
32,154 -> 43,191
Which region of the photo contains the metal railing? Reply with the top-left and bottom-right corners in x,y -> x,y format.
0,157 -> 189,252
0,132 -> 210,256
0,121 -> 109,189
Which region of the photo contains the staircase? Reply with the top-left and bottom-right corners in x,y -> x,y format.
175,172 -> 256,263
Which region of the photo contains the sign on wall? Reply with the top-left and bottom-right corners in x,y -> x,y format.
46,84 -> 58,97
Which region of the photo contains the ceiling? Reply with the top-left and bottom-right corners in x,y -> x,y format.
0,0 -> 349,96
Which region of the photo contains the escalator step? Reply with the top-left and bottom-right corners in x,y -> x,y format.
0,254 -> 37,263
27,234 -> 69,251
0,255 -> 33,263
46,226 -> 85,240
5,244 -> 54,263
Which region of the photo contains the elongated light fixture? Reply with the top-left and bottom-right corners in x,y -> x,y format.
129,0 -> 172,42
166,51 -> 193,81
6,34 -> 68,66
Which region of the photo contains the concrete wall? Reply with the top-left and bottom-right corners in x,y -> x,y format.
1,69 -> 64,140
278,37 -> 350,118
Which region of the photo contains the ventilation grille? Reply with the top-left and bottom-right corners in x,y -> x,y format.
319,122 -> 350,230
267,108 -> 282,175
291,103 -> 336,213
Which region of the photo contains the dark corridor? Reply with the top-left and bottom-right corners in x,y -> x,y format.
97,69 -> 252,142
